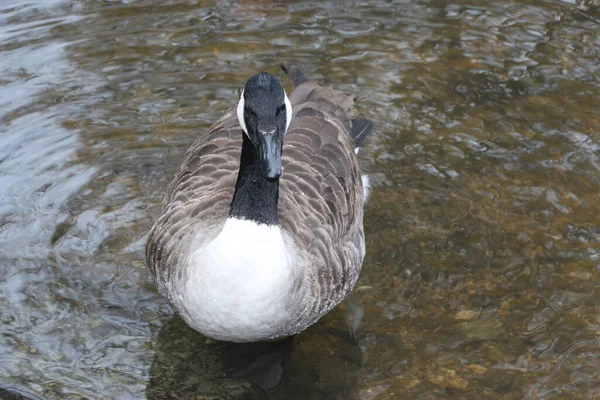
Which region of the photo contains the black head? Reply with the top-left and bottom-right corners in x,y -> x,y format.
237,72 -> 292,182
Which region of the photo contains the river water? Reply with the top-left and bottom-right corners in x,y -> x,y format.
1,0 -> 600,399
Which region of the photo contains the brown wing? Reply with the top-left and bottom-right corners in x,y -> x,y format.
146,110 -> 242,283
279,80 -> 365,317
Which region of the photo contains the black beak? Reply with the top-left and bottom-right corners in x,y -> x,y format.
257,132 -> 281,183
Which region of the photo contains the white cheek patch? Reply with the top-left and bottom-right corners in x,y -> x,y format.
284,91 -> 292,133
237,89 -> 249,137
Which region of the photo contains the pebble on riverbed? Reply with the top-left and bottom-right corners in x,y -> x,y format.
453,309 -> 480,321
426,367 -> 469,390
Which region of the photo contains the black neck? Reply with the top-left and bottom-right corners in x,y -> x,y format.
230,134 -> 279,225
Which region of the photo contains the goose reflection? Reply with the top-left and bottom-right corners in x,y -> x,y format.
146,308 -> 361,400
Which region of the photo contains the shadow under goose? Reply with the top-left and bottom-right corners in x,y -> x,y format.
146,310 -> 361,400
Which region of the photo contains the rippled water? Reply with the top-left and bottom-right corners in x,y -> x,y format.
1,0 -> 600,398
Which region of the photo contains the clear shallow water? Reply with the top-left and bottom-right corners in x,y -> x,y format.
1,0 -> 600,398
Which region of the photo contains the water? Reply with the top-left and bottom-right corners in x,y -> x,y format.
1,0 -> 599,398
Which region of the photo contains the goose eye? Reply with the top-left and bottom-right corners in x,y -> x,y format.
275,105 -> 286,116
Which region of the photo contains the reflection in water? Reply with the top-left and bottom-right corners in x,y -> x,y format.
147,315 -> 360,400
147,316 -> 268,399
1,0 -> 600,398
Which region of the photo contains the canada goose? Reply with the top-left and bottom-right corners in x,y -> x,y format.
146,62 -> 373,343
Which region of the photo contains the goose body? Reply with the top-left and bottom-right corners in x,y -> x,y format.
146,63 -> 372,342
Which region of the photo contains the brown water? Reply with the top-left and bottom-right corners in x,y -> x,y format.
1,0 -> 600,398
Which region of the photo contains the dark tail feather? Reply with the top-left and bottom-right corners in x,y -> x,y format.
351,118 -> 373,147
281,61 -> 310,88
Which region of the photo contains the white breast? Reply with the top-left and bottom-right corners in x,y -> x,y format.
169,217 -> 298,342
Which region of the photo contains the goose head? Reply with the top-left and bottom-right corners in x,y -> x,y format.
237,72 -> 292,183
